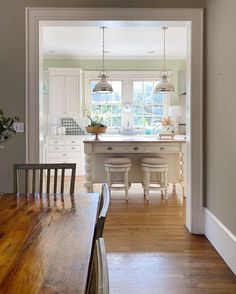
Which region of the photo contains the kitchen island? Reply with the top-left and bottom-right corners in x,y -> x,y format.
83,135 -> 186,196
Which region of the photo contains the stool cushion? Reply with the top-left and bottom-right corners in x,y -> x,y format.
105,157 -> 132,165
141,157 -> 168,165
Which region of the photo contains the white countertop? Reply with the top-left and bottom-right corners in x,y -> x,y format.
83,134 -> 186,143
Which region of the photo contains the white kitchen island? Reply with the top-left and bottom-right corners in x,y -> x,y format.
83,135 -> 186,196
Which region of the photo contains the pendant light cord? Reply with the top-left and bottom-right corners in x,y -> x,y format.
101,26 -> 106,75
163,27 -> 167,75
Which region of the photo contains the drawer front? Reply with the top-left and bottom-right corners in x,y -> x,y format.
48,145 -> 64,152
64,139 -> 81,146
145,144 -> 180,153
64,145 -> 82,152
93,144 -> 128,153
48,152 -> 81,159
48,139 -> 64,145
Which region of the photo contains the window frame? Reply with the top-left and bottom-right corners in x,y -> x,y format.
84,71 -> 172,133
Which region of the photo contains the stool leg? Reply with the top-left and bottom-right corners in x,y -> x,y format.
164,170 -> 168,200
124,170 -> 129,201
107,171 -> 111,190
161,172 -> 164,198
145,171 -> 150,201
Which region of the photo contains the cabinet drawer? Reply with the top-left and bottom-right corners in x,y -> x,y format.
64,139 -> 81,145
48,145 -> 64,152
64,145 -> 82,152
93,144 -> 128,153
48,139 -> 64,145
149,144 -> 180,153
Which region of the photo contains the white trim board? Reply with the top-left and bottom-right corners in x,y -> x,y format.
26,8 -> 204,234
204,208 -> 236,275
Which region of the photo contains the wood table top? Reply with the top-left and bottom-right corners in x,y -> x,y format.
0,192 -> 100,294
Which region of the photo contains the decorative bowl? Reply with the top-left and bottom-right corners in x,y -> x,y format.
85,126 -> 107,140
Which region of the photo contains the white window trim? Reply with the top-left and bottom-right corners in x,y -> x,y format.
84,70 -> 172,133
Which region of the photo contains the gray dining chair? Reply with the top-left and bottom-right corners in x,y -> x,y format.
95,183 -> 111,239
88,238 -> 109,294
13,163 -> 76,194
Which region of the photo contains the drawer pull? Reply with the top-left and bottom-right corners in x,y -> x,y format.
71,147 -> 75,150
54,147 -> 58,150
71,141 -> 76,143
63,153 -> 67,156
107,147 -> 113,151
133,147 -> 139,151
54,141 -> 58,144
160,147 -> 166,151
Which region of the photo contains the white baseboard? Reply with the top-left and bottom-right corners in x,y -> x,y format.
204,208 -> 236,275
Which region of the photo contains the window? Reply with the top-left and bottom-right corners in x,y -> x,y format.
133,81 -> 167,128
85,71 -> 171,132
90,80 -> 122,128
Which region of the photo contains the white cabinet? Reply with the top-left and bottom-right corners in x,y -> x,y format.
46,136 -> 85,176
48,68 -> 82,116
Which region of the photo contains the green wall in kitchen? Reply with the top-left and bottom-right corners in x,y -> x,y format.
43,58 -> 186,104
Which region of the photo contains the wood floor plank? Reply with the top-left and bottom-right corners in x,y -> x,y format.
102,185 -> 236,294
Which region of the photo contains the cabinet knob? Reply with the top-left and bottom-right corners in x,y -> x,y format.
160,147 -> 166,151
54,147 -> 58,150
133,146 -> 139,151
71,147 -> 75,150
107,147 -> 113,151
63,153 -> 67,156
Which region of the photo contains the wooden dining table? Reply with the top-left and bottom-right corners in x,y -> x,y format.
0,192 -> 100,293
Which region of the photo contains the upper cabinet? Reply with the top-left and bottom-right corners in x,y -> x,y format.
48,68 -> 82,116
178,71 -> 186,95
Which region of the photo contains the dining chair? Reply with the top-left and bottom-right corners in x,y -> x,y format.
95,183 -> 111,239
13,163 -> 76,194
88,238 -> 109,294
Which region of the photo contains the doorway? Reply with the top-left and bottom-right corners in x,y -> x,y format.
25,8 -> 204,234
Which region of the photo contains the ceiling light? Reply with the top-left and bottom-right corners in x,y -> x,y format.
155,27 -> 174,93
93,27 -> 113,93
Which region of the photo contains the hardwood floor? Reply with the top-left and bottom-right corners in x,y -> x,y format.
100,184 -> 236,294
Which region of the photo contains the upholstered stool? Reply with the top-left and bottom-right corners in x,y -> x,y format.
104,157 -> 132,201
141,157 -> 169,201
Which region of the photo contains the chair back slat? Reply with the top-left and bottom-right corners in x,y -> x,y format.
46,169 -> 51,194
39,169 -> 43,194
13,163 -> 76,194
32,169 -> 36,193
54,169 -> 58,194
61,168 -> 65,194
25,169 -> 28,193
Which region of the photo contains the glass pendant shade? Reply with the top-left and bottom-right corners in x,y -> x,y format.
155,27 -> 174,93
93,27 -> 113,93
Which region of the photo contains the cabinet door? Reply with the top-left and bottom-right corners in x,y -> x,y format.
50,75 -> 65,115
65,75 -> 79,114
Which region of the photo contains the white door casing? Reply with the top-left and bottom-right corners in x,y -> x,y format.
25,8 -> 204,234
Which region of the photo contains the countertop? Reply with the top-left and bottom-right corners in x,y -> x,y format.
83,134 -> 186,143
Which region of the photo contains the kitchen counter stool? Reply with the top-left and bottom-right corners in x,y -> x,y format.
104,157 -> 132,201
141,157 -> 169,201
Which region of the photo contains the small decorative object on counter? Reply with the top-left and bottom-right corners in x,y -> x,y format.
84,109 -> 107,140
159,117 -> 175,139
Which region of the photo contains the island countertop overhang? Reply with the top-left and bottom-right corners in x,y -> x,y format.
83,135 -> 186,144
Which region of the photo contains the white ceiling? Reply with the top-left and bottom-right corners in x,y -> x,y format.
43,23 -> 187,59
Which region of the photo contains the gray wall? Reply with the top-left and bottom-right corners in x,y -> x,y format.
0,0 -> 205,193
205,0 -> 236,234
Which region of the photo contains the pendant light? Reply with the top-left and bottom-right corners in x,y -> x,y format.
155,27 -> 174,93
93,27 -> 113,93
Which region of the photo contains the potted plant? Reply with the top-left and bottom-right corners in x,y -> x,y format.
0,109 -> 19,149
84,110 -> 107,140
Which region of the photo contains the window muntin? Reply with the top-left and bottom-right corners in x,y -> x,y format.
133,80 -> 167,128
90,80 -> 122,128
